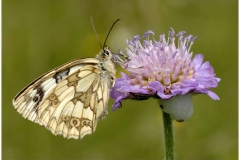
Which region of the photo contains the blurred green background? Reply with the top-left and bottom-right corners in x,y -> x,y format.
3,0 -> 237,159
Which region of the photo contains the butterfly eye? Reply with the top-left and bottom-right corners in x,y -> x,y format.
103,50 -> 109,56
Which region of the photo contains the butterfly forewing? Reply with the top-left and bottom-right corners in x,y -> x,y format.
13,53 -> 115,139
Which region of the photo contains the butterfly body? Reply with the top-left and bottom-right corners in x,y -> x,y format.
13,47 -> 116,139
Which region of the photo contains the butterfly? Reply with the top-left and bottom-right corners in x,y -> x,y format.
12,18 -> 120,140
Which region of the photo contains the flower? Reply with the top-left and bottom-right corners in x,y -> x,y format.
111,28 -> 220,120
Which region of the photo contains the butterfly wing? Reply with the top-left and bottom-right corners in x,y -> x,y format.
13,58 -> 112,139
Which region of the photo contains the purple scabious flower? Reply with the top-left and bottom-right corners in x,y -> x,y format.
111,29 -> 220,121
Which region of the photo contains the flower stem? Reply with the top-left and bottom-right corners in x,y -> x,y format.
161,105 -> 174,160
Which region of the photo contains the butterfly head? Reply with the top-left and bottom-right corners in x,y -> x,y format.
100,46 -> 113,59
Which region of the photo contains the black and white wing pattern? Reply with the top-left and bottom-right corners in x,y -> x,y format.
13,57 -> 114,139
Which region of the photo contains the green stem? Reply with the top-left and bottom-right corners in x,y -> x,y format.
162,105 -> 174,160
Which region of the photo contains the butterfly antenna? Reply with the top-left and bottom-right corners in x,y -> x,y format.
91,17 -> 103,49
103,19 -> 120,48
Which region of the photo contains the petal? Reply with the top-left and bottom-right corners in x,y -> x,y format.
149,81 -> 162,92
157,91 -> 172,99
194,88 -> 220,100
192,54 -> 204,69
207,90 -> 220,100
120,72 -> 129,80
112,96 -> 126,111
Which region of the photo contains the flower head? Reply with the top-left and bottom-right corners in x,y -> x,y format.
111,29 -> 220,114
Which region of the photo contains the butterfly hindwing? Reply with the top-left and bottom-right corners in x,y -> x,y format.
13,58 -> 112,139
